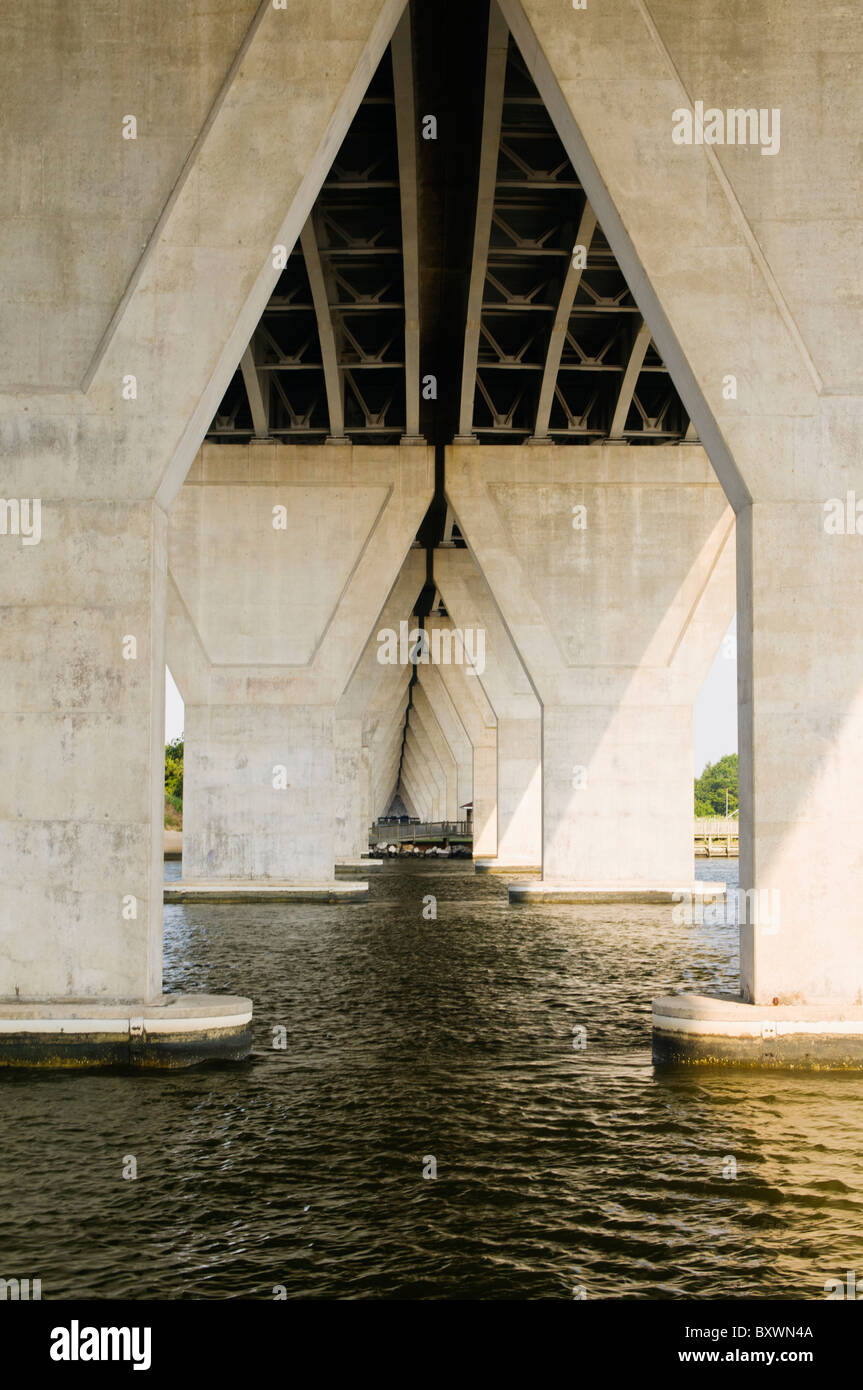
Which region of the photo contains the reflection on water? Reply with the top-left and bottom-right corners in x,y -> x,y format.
1,859 -> 860,1300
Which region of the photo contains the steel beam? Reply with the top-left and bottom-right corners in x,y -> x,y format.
391,7 -> 422,440
532,201 -> 597,438
608,319 -> 652,440
300,215 -> 345,438
239,334 -> 270,439
457,1 -> 510,439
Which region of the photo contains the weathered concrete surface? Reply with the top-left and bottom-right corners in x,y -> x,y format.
653,995 -> 863,1070
0,995 -> 253,1068
335,858 -> 382,876
0,0 -> 257,391
511,880 -> 725,905
502,0 -> 863,1019
0,0 -> 407,505
165,881 -> 367,903
447,444 -> 735,889
0,0 -> 407,1030
0,500 -> 167,1002
167,443 -> 432,883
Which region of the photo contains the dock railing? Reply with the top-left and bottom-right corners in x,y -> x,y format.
371,820 -> 472,844
372,819 -> 738,852
695,816 -> 739,856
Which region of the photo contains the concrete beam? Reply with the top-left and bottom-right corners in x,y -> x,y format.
168,442 -> 433,883
447,441 -> 733,887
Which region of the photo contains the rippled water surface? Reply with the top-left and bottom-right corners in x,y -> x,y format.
2,858 -> 862,1300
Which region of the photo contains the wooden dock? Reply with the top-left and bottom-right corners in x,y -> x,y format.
694,817 -> 738,857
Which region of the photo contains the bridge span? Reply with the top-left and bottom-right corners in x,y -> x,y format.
2,0 -> 862,1072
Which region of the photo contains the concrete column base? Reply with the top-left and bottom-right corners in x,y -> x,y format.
509,879 -> 725,904
336,858 -> 383,876
653,994 -> 863,1069
165,880 -> 368,903
0,996 -> 252,1068
474,858 -> 541,875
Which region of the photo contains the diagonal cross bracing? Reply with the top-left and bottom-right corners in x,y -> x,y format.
533,201 -> 597,438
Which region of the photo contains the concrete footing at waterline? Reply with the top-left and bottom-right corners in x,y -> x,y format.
474,858 -> 541,875
164,881 -> 368,903
653,995 -> 863,1069
336,859 -> 383,876
0,996 -> 253,1068
509,880 -> 726,905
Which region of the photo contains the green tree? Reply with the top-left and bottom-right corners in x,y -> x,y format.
694,753 -> 738,816
164,737 -> 184,811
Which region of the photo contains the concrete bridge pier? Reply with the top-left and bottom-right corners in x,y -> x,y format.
166,443 -> 433,904
505,0 -> 863,1063
447,443 -> 735,903
654,445 -> 863,1066
0,487 -> 253,1064
0,0 -> 414,1064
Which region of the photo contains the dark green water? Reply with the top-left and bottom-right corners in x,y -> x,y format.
2,859 -> 861,1300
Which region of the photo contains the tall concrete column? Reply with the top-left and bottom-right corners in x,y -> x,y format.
424,618 -> 498,858
435,548 -> 541,871
167,442 -> 433,900
334,715 -> 369,862
737,481 -> 863,1006
0,499 -> 167,1005
447,443 -> 735,901
0,0 -> 410,1062
503,0 -> 863,1061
